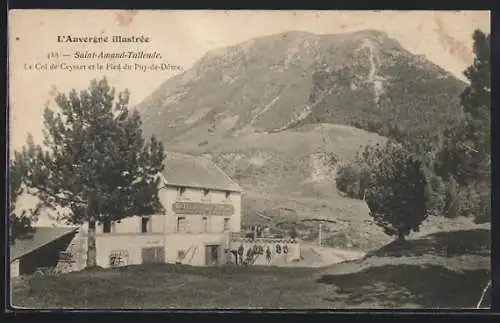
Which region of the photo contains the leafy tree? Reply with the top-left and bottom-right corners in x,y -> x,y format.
424,172 -> 446,217
335,164 -> 362,199
365,145 -> 428,241
16,77 -> 166,267
444,176 -> 460,219
458,181 -> 491,223
9,158 -> 42,244
336,141 -> 401,201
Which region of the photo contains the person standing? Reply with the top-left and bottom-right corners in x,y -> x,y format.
257,225 -> 262,238
230,249 -> 238,265
266,246 -> 272,264
246,247 -> 254,265
237,244 -> 244,265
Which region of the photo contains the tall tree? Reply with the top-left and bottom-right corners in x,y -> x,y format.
434,30 -> 490,223
436,30 -> 491,185
16,78 -> 166,267
462,30 -> 491,157
365,144 -> 429,241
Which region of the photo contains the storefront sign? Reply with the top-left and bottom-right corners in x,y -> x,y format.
146,240 -> 161,245
172,202 -> 234,216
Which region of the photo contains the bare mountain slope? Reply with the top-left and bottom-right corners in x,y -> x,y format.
138,29 -> 466,144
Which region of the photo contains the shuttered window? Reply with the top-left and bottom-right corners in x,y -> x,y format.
141,217 -> 152,233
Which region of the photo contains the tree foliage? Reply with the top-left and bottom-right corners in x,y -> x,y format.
16,77 -> 166,266
335,142 -> 392,199
9,158 -> 42,244
444,176 -> 460,219
336,164 -> 363,199
364,144 -> 429,239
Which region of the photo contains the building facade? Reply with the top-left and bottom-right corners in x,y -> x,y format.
67,152 -> 242,270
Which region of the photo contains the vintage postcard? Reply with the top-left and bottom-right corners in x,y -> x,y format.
8,10 -> 491,309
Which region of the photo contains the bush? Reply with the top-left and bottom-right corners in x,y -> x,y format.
458,181 -> 491,223
365,145 -> 429,240
335,164 -> 362,199
424,172 -> 446,216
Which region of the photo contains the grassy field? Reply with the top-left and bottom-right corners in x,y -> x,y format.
11,227 -> 490,309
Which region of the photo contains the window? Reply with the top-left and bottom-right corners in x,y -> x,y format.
202,217 -> 209,233
225,191 -> 231,200
141,217 -> 152,233
178,187 -> 186,199
103,220 -> 112,233
223,218 -> 230,232
103,220 -> 115,234
177,216 -> 187,233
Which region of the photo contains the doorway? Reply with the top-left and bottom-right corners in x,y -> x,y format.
205,244 -> 220,266
141,247 -> 165,264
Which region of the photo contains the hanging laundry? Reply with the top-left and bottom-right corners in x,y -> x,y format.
283,245 -> 288,254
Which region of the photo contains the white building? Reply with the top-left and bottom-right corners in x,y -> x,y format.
67,152 -> 243,269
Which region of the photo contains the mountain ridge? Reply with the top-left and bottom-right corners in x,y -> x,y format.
138,29 -> 465,144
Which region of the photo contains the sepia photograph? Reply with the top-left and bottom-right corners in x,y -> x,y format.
7,10 -> 491,309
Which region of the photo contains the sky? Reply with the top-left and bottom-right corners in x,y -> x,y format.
9,10 -> 490,151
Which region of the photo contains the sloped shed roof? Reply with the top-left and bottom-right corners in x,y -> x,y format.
10,226 -> 78,261
162,152 -> 242,192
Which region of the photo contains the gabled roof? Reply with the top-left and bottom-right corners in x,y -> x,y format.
162,152 -> 242,192
10,226 -> 78,261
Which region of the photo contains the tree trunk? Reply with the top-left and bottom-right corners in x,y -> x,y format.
86,216 -> 97,268
396,232 -> 406,242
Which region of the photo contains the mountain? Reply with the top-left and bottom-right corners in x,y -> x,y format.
136,30 -> 470,246
138,29 -> 466,143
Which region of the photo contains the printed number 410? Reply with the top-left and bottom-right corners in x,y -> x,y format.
47,52 -> 59,59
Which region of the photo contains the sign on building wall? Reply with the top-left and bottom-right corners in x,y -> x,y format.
172,202 -> 234,216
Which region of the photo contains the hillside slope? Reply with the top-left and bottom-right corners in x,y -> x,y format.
168,123 -> 384,195
138,29 -> 466,144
